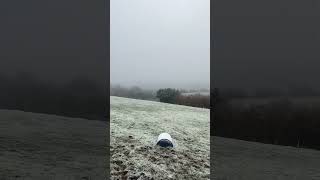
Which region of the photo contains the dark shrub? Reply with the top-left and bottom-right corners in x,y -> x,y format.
156,88 -> 180,104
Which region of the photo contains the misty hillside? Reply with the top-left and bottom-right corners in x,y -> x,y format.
110,96 -> 210,179
0,109 -> 106,179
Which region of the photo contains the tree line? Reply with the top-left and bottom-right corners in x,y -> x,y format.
110,85 -> 157,101
214,87 -> 320,98
0,74 -> 209,121
156,88 -> 210,109
0,72 -> 106,120
111,86 -> 210,109
212,88 -> 320,150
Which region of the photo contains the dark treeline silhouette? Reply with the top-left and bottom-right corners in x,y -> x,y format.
212,87 -> 320,150
216,87 -> 320,99
111,86 -> 210,109
176,94 -> 210,109
156,88 -> 210,109
110,85 -> 158,101
157,88 -> 210,109
0,72 -> 106,120
156,88 -> 180,104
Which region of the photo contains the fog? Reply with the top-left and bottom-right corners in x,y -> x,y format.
110,0 -> 210,90
213,0 -> 320,91
0,0 -> 107,86
0,0 -> 107,118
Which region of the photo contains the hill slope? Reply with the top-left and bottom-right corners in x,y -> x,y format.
110,96 -> 210,179
212,136 -> 320,180
0,109 -> 107,179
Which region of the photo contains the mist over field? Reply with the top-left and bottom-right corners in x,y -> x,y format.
110,0 -> 210,91
0,1 -> 108,178
0,0 -> 107,119
110,1 -> 210,179
212,0 -> 320,179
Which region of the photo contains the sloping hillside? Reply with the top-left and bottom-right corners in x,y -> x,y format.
110,96 -> 210,179
0,109 -> 107,180
212,136 -> 320,180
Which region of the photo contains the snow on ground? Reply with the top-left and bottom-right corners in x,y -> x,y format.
0,109 -> 107,179
110,96 -> 210,179
212,136 -> 320,180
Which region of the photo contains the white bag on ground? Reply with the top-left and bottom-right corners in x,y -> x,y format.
154,133 -> 177,148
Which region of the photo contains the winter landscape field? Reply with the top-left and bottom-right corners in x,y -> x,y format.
212,136 -> 320,180
0,109 -> 107,179
110,96 -> 210,179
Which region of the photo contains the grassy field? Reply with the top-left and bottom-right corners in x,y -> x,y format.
212,136 -> 320,180
110,96 -> 210,179
0,109 -> 107,180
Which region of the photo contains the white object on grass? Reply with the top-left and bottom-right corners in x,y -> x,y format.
157,133 -> 173,143
154,133 -> 177,148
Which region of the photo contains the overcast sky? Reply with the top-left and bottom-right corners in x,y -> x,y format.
110,0 -> 210,89
0,0 -> 106,86
213,0 -> 320,91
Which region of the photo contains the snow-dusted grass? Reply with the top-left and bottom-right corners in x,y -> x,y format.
212,136 -> 320,180
111,96 -> 210,179
0,109 -> 107,179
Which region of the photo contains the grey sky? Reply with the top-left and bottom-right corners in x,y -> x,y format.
213,0 -> 320,91
0,0 -> 106,86
110,0 -> 210,89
